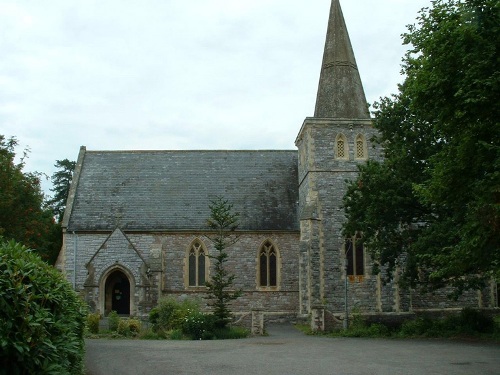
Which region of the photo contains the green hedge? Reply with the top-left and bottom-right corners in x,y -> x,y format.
0,239 -> 87,375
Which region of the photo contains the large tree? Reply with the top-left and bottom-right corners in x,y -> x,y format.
343,0 -> 499,293
0,136 -> 60,263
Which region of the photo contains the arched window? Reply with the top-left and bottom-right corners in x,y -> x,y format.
336,133 -> 349,160
258,240 -> 279,288
355,134 -> 367,160
344,232 -> 364,276
188,239 -> 207,287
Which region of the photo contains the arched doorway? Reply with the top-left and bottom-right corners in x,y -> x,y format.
104,270 -> 130,315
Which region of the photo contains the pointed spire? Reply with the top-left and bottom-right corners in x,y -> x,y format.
314,0 -> 370,119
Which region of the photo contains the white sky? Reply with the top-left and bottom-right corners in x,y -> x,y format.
0,0 -> 430,195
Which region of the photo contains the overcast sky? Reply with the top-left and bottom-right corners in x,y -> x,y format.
1,0 -> 430,195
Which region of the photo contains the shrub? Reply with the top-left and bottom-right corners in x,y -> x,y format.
399,317 -> 434,337
456,308 -> 494,334
149,297 -> 200,333
169,329 -> 184,340
108,310 -> 120,332
180,312 -> 249,340
117,319 -> 131,336
399,309 -> 495,338
0,239 -> 87,375
87,313 -> 101,334
128,318 -> 142,336
182,312 -> 215,340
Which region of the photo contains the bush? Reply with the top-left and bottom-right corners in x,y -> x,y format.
169,329 -> 184,340
87,313 -> 101,334
182,312 -> 215,340
457,308 -> 494,334
108,310 -> 120,332
399,309 -> 495,338
0,239 -> 87,375
113,318 -> 142,337
128,318 -> 142,336
400,317 -> 434,337
149,297 -> 200,333
367,323 -> 390,336
117,319 -> 131,336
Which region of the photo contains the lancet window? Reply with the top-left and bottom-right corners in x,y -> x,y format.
355,134 -> 367,159
258,240 -> 279,288
336,133 -> 349,160
188,239 -> 207,287
344,233 -> 364,276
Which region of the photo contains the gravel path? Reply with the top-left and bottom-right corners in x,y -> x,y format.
85,325 -> 500,375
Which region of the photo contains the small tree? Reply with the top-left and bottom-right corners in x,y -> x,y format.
204,197 -> 242,329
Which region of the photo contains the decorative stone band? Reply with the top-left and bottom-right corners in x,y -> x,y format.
323,60 -> 358,70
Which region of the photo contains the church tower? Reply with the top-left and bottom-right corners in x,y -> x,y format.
295,0 -> 381,329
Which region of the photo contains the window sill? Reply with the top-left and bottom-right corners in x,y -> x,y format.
257,287 -> 280,292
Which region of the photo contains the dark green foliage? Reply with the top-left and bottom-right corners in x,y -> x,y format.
149,298 -> 200,334
169,329 -> 184,340
321,308 -> 497,339
456,308 -> 494,334
343,0 -> 500,292
107,310 -> 120,332
399,309 -> 495,338
182,312 -> 216,340
335,311 -> 391,338
0,136 -> 61,264
399,317 -> 435,337
47,159 -> 75,224
205,197 -> 242,329
0,239 -> 87,375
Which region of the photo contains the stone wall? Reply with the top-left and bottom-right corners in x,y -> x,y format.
294,117 -> 495,323
60,230 -> 300,319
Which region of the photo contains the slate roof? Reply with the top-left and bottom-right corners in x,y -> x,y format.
64,149 -> 299,232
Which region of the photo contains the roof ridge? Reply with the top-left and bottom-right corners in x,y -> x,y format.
83,149 -> 298,153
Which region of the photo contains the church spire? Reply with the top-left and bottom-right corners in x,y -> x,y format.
314,0 -> 370,119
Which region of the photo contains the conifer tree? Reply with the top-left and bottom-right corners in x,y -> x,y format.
204,197 -> 242,329
48,159 -> 75,223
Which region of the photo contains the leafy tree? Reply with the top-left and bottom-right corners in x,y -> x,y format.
0,135 -> 59,263
47,159 -> 76,223
343,0 -> 499,293
204,197 -> 242,329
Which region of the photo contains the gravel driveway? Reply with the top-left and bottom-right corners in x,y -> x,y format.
85,325 -> 500,375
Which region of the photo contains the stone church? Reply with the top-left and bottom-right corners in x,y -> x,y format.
56,0 -> 497,330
